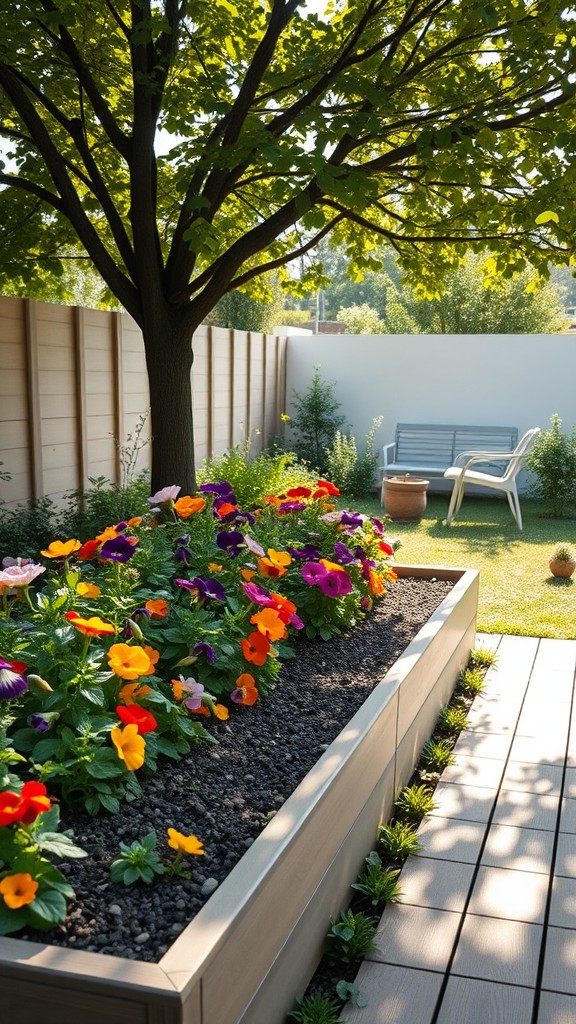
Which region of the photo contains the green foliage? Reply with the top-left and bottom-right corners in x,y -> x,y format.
326,909 -> 378,965
287,994 -> 341,1024
526,414 -> 576,517
336,302 -> 385,334
420,738 -> 456,772
58,473 -> 151,541
457,666 -> 488,697
197,441 -> 316,508
437,704 -> 469,736
0,497 -> 57,560
395,784 -> 437,822
378,821 -> 423,861
278,309 -> 312,327
469,646 -> 497,670
326,418 -> 382,497
110,832 -> 165,886
550,543 -> 576,563
351,851 -> 403,907
208,275 -> 283,332
288,367 -> 348,475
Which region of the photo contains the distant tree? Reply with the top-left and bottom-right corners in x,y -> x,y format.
337,302 -> 386,334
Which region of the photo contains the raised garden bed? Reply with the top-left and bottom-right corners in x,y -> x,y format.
0,565 -> 478,1024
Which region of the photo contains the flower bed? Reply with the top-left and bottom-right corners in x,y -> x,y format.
0,475 -> 478,1022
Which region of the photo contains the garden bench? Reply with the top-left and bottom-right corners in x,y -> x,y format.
380,423 -> 519,480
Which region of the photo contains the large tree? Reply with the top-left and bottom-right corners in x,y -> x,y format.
0,1 -> 574,491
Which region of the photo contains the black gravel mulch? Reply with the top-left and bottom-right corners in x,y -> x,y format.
18,575 -> 453,962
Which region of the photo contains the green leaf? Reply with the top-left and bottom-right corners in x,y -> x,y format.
98,792 -> 120,814
535,210 -> 560,225
0,901 -> 28,935
36,832 -> 88,859
26,888 -> 67,929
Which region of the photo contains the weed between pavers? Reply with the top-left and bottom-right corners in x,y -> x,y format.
287,645 -> 497,1021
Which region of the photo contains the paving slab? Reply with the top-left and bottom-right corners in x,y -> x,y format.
436,976 -> 534,1024
451,914 -> 543,986
482,823 -> 555,874
467,865 -> 549,923
537,991 -> 576,1024
399,855 -> 475,913
492,789 -> 559,832
416,816 -> 487,865
549,876 -> 576,929
339,962 -> 443,1024
429,782 -> 496,824
541,926 -> 576,995
368,904 -> 462,973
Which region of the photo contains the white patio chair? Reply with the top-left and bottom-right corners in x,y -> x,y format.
444,427 -> 541,530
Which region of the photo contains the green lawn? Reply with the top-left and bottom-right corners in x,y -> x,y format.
345,493 -> 576,639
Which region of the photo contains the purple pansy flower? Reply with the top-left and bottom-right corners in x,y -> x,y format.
301,561 -> 328,586
0,659 -> 28,701
370,517 -> 385,535
190,576 -> 226,601
99,535 -> 137,562
178,677 -> 205,711
192,642 -> 216,664
200,481 -> 237,502
286,544 -> 321,560
28,711 -> 60,732
333,541 -> 355,564
277,500 -> 306,514
216,530 -> 245,558
340,511 -> 364,528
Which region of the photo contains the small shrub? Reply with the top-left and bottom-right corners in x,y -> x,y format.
326,909 -> 379,964
198,440 -> 315,507
378,821 -> 423,860
351,851 -> 403,907
395,784 -> 437,821
110,833 -> 165,885
0,496 -> 57,558
437,704 -> 469,735
420,738 -> 456,772
457,666 -> 487,697
469,646 -> 497,670
526,413 -> 576,517
326,417 -> 383,497
550,542 -> 576,563
58,472 -> 151,540
288,993 -> 341,1023
288,366 -> 348,474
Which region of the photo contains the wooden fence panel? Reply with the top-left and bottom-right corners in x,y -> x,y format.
0,297 -> 286,508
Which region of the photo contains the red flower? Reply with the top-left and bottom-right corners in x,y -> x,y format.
316,479 -> 340,496
286,486 -> 312,499
116,705 -> 158,734
379,541 -> 395,557
0,781 -> 51,826
240,631 -> 271,665
77,539 -> 101,561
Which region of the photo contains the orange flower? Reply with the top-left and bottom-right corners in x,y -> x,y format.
213,703 -> 230,720
174,495 -> 206,518
368,570 -> 385,596
240,631 -> 270,665
320,558 -> 346,573
40,539 -> 82,558
95,525 -> 119,543
75,581 -> 101,598
118,682 -> 152,705
231,673 -> 259,706
127,516 -> 143,528
171,678 -> 186,700
263,494 -> 281,506
250,607 -> 287,642
257,549 -> 292,579
241,568 -> 256,581
145,598 -> 169,618
207,562 -> 223,572
215,501 -> 238,518
167,828 -> 204,855
143,645 -> 160,670
111,723 -> 146,770
64,612 -> 116,636
0,873 -> 39,909
269,592 -> 298,623
107,644 -> 154,680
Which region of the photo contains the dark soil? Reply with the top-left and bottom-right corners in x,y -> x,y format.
19,576 -> 453,962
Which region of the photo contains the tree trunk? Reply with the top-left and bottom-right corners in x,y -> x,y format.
142,314 -> 198,496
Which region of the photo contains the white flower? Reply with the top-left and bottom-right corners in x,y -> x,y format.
147,485 -> 181,505
0,563 -> 46,587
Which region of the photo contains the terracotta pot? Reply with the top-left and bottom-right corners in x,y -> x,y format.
382,476 -> 430,521
549,557 -> 576,579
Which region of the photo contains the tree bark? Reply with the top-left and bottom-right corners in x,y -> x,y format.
141,313 -> 198,496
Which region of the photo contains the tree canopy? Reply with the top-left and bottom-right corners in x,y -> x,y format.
0,1 -> 575,489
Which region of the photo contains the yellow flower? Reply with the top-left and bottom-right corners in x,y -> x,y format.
111,723 -> 146,770
207,562 -> 223,572
107,644 -> 153,680
95,525 -> 119,543
213,704 -> 229,720
75,581 -> 101,598
40,539 -> 82,558
0,872 -> 39,909
167,828 -> 204,856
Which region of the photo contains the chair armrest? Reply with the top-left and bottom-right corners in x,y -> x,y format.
453,448 -> 517,468
383,442 -> 396,467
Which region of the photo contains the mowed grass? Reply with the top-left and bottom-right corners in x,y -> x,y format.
343,492 -> 576,639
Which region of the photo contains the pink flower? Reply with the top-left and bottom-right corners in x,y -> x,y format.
148,485 -> 181,505
0,563 -> 46,587
244,534 -> 265,557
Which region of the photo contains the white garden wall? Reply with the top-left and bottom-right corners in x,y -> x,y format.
285,333 -> 576,493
